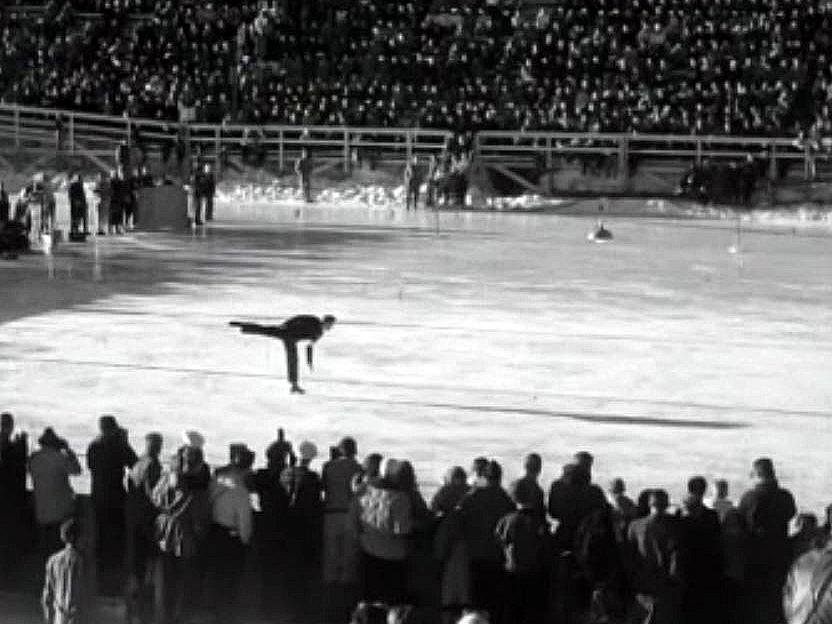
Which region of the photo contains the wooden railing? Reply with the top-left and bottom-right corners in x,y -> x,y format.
475,130 -> 818,180
0,104 -> 454,174
0,103 -> 822,181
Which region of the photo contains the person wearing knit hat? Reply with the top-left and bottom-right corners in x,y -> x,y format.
738,457 -> 797,624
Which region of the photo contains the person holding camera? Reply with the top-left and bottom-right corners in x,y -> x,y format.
28,427 -> 82,557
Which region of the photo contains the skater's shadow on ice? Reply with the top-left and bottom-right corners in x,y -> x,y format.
325,395 -> 749,430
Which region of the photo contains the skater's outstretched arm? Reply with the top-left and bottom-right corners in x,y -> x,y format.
229,321 -> 284,338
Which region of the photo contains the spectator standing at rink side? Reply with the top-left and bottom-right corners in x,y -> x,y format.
295,148 -> 312,203
425,155 -> 438,208
607,477 -> 638,541
151,445 -> 211,624
739,457 -> 797,624
67,173 -> 88,236
206,444 -> 254,623
280,440 -> 324,622
254,434 -> 293,619
458,460 -> 515,624
195,162 -> 216,222
495,478 -> 548,624
431,467 -> 471,624
626,489 -> 684,624
86,415 -> 138,595
93,172 -> 111,236
109,167 -> 130,235
266,427 -> 296,471
322,436 -> 363,621
29,428 -> 82,558
42,518 -> 89,624
510,453 -> 545,522
679,476 -> 723,624
352,458 -> 414,605
707,479 -> 735,523
0,412 -> 28,588
229,314 -> 337,394
125,432 -> 163,624
0,182 -> 9,223
404,155 -> 422,211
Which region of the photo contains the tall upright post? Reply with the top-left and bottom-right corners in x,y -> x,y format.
215,126 -> 222,176
343,128 -> 350,173
406,131 -> 413,163
278,130 -> 285,172
618,136 -> 629,180
68,114 -> 75,154
13,107 -> 20,149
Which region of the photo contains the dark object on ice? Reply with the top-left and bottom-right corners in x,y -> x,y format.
69,232 -> 88,242
588,221 -> 613,241
230,315 -> 336,394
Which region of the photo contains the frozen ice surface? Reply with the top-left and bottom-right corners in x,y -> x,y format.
1,205 -> 831,513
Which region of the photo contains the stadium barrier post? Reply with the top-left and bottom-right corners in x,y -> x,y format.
215,127 -> 222,176
278,130 -> 285,173
769,143 -> 777,181
545,136 -> 552,171
804,142 -> 812,181
618,136 -> 629,180
406,131 -> 413,163
13,108 -> 19,148
125,117 -> 131,148
695,139 -> 702,166
343,130 -> 351,173
68,114 -> 75,154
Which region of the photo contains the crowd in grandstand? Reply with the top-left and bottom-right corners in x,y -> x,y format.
2,0 -> 832,142
1,410 -> 831,624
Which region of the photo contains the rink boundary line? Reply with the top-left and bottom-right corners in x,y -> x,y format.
4,354 -> 830,421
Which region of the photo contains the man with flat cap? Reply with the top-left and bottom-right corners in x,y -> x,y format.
230,314 -> 336,394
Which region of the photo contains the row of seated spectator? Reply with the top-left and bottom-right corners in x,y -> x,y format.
2,0 -> 832,141
1,410 -> 830,624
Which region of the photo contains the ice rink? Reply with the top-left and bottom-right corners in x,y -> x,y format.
2,206 -> 831,513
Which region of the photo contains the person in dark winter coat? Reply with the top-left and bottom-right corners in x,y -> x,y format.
125,432 -> 163,623
510,453 -> 545,523
495,478 -> 548,624
280,440 -> 324,622
67,173 -> 88,235
253,438 -> 293,619
548,462 -> 607,551
0,412 -> 28,587
86,415 -> 138,595
626,489 -> 684,624
458,460 -> 515,624
738,457 -> 797,624
679,476 -> 723,624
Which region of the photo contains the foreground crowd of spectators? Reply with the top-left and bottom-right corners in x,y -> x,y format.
3,0 -> 832,141
1,410 -> 830,624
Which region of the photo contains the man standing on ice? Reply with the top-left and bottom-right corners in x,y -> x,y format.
230,315 -> 336,394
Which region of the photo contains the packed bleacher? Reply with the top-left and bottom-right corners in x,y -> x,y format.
1,0 -> 831,141
1,410 -> 831,624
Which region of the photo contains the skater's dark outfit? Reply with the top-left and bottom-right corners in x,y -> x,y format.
230,315 -> 336,393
